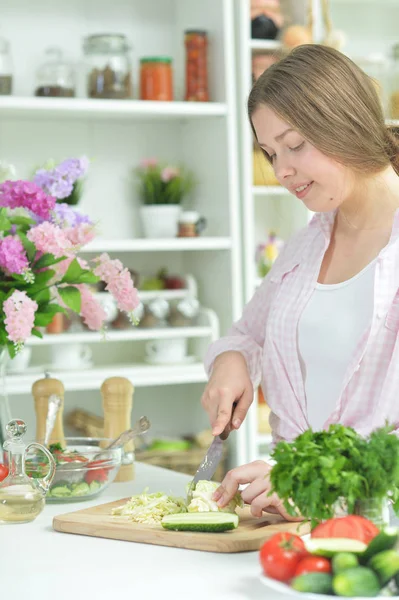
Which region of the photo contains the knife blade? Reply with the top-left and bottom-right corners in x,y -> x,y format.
186,435 -> 224,504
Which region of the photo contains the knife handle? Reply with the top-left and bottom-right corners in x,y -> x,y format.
219,401 -> 238,440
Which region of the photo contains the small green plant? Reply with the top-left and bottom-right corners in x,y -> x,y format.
136,158 -> 196,205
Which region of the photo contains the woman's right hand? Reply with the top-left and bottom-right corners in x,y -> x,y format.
201,351 -> 254,437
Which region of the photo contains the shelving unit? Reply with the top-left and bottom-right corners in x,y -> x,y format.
0,0 -> 246,468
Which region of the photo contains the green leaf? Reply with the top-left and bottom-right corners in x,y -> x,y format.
0,208 -> 11,231
9,215 -> 36,227
33,253 -> 67,270
17,232 -> 36,262
34,302 -> 66,326
31,328 -> 43,339
60,257 -> 99,285
58,286 -> 81,313
74,271 -> 99,284
30,287 -> 51,304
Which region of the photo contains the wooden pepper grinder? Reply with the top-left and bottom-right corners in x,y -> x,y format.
32,376 -> 66,446
101,377 -> 134,482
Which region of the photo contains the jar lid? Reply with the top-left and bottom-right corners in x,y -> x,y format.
83,34 -> 130,53
185,30 -> 208,36
140,57 -> 172,64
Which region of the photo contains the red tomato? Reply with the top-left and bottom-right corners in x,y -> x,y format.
294,556 -> 332,577
0,464 -> 9,481
259,532 -> 309,582
84,460 -> 109,485
311,516 -> 379,545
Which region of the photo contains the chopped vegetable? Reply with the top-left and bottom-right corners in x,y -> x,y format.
305,537 -> 367,557
311,515 -> 379,545
111,489 -> 187,524
186,480 -> 242,514
161,512 -> 238,532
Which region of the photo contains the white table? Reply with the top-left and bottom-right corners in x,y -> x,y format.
2,463 -> 282,600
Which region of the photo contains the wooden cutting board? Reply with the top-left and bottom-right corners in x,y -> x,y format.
53,497 -> 310,553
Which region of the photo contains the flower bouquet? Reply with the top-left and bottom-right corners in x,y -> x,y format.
0,169 -> 140,359
33,156 -> 89,206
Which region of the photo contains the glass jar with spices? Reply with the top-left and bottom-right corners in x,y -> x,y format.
35,47 -> 75,97
140,57 -> 173,101
83,34 -> 132,99
184,30 -> 209,102
0,37 -> 13,95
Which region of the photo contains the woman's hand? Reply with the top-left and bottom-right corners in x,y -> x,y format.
213,461 -> 303,521
201,351 -> 254,437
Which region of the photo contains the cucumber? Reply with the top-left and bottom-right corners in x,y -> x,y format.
361,527 -> 399,564
332,552 -> 359,574
368,549 -> 399,586
161,512 -> 239,532
305,537 -> 367,558
291,572 -> 333,595
332,567 -> 380,597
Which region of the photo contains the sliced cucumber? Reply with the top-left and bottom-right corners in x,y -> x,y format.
332,566 -> 380,597
161,512 -> 239,532
361,527 -> 399,564
305,537 -> 367,558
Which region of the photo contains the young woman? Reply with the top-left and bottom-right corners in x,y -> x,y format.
201,44 -> 399,520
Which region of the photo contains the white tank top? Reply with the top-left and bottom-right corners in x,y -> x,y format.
297,260 -> 376,431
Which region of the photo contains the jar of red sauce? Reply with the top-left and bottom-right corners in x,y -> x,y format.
184,30 -> 209,102
140,57 -> 173,101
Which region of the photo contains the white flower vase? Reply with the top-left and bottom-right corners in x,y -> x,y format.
140,205 -> 181,239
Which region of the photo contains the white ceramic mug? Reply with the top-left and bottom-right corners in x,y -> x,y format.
145,338 -> 188,364
51,344 -> 92,370
7,347 -> 32,373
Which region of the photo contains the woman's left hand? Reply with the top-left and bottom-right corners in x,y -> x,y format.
212,460 -> 303,521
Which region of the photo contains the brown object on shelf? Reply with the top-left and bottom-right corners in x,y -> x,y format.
135,444 -> 227,481
35,85 -> 75,97
140,57 -> 173,101
0,75 -> 12,95
88,66 -> 132,99
101,377 -> 134,482
66,408 -> 104,438
46,312 -> 68,334
184,30 -> 209,102
32,377 -> 66,446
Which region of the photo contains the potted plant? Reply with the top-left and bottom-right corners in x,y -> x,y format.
136,158 -> 195,238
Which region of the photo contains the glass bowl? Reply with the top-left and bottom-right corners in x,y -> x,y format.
25,437 -> 122,503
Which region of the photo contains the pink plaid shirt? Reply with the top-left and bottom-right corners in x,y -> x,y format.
205,209 -> 399,446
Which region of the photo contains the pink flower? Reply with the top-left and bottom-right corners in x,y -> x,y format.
0,236 -> 29,275
0,180 -> 56,219
161,167 -> 179,182
27,222 -> 72,259
65,223 -> 96,248
139,158 -> 158,169
78,284 -> 107,330
93,253 -> 140,316
3,290 -> 38,345
106,268 -> 140,312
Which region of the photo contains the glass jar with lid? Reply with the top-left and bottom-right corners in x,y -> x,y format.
35,47 -> 75,97
83,34 -> 132,99
140,57 -> 173,101
184,30 -> 209,102
389,44 -> 399,120
0,37 -> 13,95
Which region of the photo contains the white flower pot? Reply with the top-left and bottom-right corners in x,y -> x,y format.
140,204 -> 181,238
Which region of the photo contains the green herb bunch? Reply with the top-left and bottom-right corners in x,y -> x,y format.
135,159 -> 196,205
269,424 -> 399,527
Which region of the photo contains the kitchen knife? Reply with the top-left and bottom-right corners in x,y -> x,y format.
186,402 -> 237,504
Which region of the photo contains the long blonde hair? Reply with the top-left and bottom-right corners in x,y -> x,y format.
248,44 -> 399,175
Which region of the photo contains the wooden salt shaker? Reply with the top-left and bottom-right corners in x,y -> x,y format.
101,377 -> 135,482
32,377 -> 66,446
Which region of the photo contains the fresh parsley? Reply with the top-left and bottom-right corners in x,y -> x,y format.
269,424 -> 399,527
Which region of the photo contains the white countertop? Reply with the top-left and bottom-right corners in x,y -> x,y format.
2,463 -> 282,600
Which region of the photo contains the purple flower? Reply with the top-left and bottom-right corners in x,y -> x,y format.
0,235 -> 29,275
33,156 -> 90,200
0,180 -> 56,219
52,203 -> 93,228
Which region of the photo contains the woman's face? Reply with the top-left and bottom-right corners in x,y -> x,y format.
252,105 -> 354,213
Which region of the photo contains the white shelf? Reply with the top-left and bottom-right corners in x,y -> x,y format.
26,325 -> 214,346
4,362 -> 207,395
250,39 -> 282,51
83,237 -> 232,253
253,186 -> 292,196
0,96 -> 228,121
